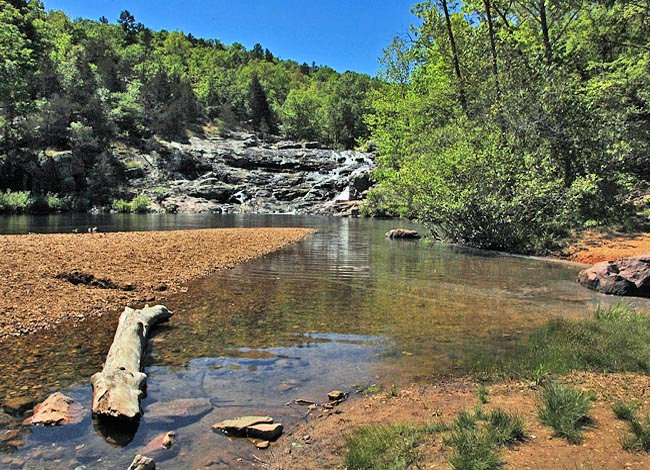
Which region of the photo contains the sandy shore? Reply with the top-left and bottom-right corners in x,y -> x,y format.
271,372 -> 650,470
564,230 -> 650,264
0,228 -> 314,339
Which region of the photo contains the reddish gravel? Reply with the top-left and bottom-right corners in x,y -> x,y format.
0,228 -> 314,339
564,230 -> 650,264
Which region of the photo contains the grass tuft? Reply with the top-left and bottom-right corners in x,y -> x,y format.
344,424 -> 433,470
485,409 -> 527,446
612,401 -> 650,452
538,383 -> 593,444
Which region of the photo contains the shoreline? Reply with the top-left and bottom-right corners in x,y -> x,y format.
0,227 -> 314,340
271,372 -> 650,469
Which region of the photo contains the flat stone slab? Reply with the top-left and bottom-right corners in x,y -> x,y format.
212,416 -> 273,435
246,423 -> 283,441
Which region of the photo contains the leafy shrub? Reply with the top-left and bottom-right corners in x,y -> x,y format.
112,199 -> 131,213
612,401 -> 650,451
0,191 -> 31,213
538,383 -> 593,444
130,195 -> 151,213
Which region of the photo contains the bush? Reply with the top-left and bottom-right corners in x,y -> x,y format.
0,191 -> 31,213
612,402 -> 650,452
130,195 -> 151,213
112,199 -> 131,213
537,383 -> 593,444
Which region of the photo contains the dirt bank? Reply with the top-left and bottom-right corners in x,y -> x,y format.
564,230 -> 650,264
271,373 -> 650,470
0,228 -> 314,339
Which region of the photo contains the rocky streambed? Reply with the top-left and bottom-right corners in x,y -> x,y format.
123,132 -> 374,215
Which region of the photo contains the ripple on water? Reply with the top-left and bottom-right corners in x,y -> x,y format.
2,214 -> 650,469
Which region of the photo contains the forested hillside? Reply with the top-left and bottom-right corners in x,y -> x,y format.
0,0 -> 375,210
367,0 -> 650,252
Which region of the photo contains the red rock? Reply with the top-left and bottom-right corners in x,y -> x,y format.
23,392 -> 83,426
578,255 -> 650,297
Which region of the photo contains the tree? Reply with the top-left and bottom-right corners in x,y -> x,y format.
0,0 -> 47,149
246,74 -> 277,133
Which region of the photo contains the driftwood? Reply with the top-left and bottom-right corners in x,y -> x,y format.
91,305 -> 172,421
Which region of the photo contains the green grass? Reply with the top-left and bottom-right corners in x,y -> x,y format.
538,383 -> 594,444
485,409 -> 526,446
344,407 -> 526,470
344,424 -> 432,470
477,384 -> 490,404
612,401 -> 650,452
465,305 -> 650,380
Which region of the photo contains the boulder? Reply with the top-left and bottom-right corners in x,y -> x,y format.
385,229 -> 421,240
578,255 -> 650,297
23,392 -> 83,426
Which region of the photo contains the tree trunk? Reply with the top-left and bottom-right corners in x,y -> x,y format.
539,0 -> 553,65
440,0 -> 468,115
483,0 -> 500,95
91,305 -> 172,421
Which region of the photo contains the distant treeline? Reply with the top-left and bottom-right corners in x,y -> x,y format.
366,0 -> 650,253
0,0 -> 376,154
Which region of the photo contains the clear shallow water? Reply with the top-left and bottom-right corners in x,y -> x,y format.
1,214 -> 648,469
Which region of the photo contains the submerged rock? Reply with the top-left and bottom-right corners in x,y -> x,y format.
578,255 -> 650,297
23,392 -> 83,426
140,431 -> 177,461
145,398 -> 212,425
2,396 -> 35,416
385,229 -> 421,240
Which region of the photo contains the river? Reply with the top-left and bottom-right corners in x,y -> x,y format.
0,214 -> 645,469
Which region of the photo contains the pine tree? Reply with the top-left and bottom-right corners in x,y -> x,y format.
246,74 -> 276,134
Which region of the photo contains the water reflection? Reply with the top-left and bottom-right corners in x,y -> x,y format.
1,214 -> 649,469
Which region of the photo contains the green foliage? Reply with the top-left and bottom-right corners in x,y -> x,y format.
368,0 -> 649,252
111,198 -> 131,213
612,402 -> 638,422
344,425 -> 432,470
130,194 -> 151,213
112,194 -> 151,213
0,190 -> 30,213
537,383 -> 593,444
477,384 -> 489,404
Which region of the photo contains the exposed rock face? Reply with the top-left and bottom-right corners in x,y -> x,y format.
133,133 -> 374,215
23,392 -> 83,426
578,255 -> 650,297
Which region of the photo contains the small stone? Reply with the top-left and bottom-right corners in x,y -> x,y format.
255,440 -> 270,449
385,228 -> 420,240
246,423 -> 283,441
327,391 -> 345,401
128,454 -> 155,470
0,429 -> 20,443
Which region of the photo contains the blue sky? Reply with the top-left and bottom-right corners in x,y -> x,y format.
42,0 -> 419,76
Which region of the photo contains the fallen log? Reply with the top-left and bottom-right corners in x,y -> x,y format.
91,305 -> 172,421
